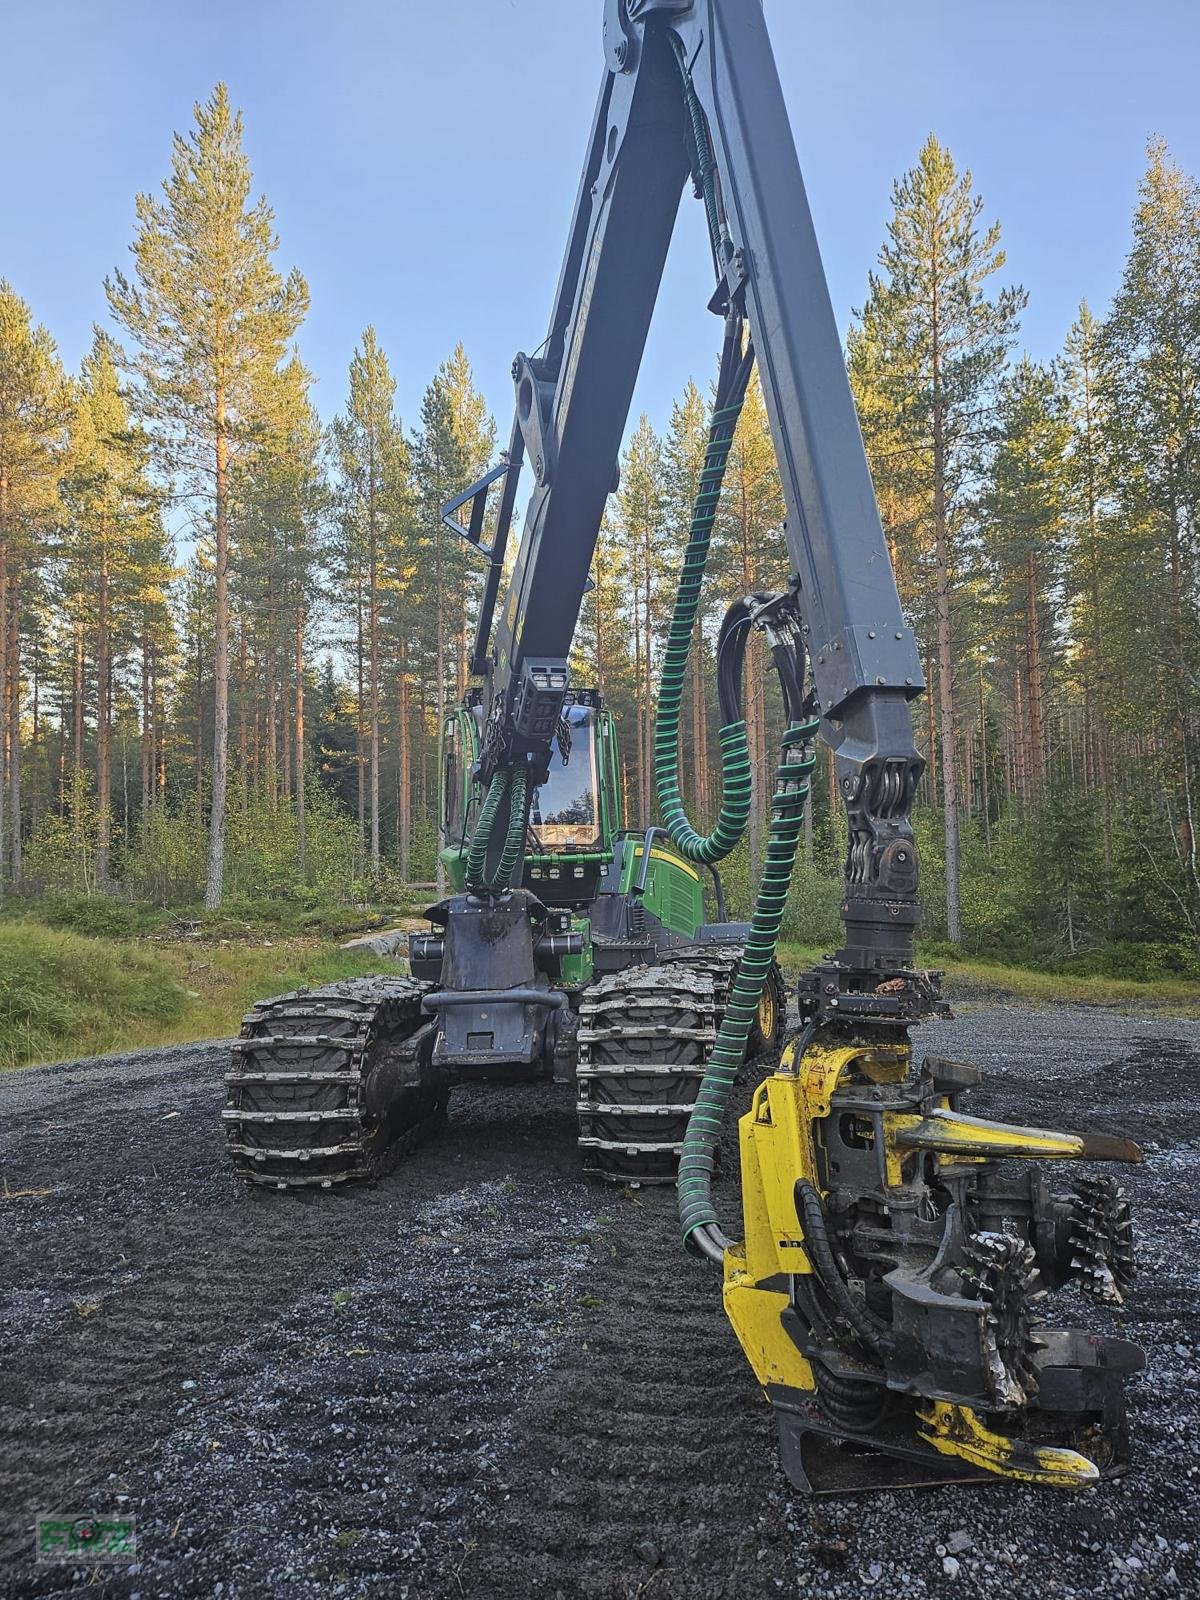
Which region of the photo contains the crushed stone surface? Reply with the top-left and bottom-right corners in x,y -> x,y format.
0,1001 -> 1196,1598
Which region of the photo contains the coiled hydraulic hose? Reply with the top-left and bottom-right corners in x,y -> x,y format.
677,705 -> 818,1261
465,760 -> 528,896
653,328 -> 756,865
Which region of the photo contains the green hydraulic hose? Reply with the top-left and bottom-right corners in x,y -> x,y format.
664,19 -> 824,1263
677,716 -> 819,1258
466,767 -> 509,889
653,396 -> 754,865
651,48 -> 755,869
465,761 -> 527,895
495,763 -> 527,890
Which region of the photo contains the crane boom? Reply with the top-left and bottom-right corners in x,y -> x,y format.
460,0 -> 923,971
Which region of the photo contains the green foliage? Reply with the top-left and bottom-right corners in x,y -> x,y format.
105,83 -> 310,483
0,923 -> 185,1068
22,773 -> 399,925
123,802 -> 209,905
34,894 -> 168,940
781,861 -> 844,949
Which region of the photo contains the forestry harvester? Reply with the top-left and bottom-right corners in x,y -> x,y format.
225,0 -> 1144,1494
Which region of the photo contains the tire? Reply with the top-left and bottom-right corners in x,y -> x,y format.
746,960 -> 788,1060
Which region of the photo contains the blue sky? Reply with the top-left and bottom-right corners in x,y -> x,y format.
3,0 -> 1198,445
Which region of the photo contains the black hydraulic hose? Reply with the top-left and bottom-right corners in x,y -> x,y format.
795,1180 -> 892,1357
496,763 -> 528,889
466,767 -> 510,891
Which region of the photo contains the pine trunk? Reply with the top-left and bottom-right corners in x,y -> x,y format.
398,641 -> 411,881
931,327 -> 962,942
238,617 -> 249,810
295,601 -> 306,877
435,523 -> 447,897
96,521 -> 112,885
369,522 -> 380,871
141,628 -> 152,814
8,567 -> 21,884
205,388 -> 230,910
1025,551 -> 1046,797
355,591 -> 366,844
0,490 -> 8,891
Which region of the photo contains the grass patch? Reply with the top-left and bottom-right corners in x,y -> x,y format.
775,941 -> 1200,1014
0,890 -> 432,945
137,939 -> 390,1049
3,918 -> 1193,1074
933,956 -> 1200,1011
0,922 -> 188,1068
0,923 -> 394,1070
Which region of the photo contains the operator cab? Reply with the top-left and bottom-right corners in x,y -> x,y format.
524,699 -> 609,910
529,703 -> 600,848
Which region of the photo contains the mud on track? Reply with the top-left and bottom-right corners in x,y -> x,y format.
0,1002 -> 1198,1599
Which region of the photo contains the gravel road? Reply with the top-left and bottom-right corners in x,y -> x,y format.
0,999 -> 1197,1599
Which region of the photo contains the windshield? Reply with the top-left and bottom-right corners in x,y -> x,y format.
530,705 -> 600,849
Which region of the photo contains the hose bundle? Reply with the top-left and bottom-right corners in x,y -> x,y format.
465,761 -> 528,896
676,703 -> 818,1261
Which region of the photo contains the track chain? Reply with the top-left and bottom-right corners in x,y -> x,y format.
223,976 -> 446,1190
575,965 -> 717,1185
657,943 -> 787,1059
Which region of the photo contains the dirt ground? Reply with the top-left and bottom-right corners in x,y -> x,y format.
0,999 -> 1197,1599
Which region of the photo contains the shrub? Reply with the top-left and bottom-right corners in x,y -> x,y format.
37,894 -> 166,940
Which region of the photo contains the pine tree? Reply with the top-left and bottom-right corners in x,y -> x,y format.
331,330 -> 404,872
982,358 -> 1070,805
410,348 -> 494,888
663,380 -> 713,822
107,83 -> 309,908
617,415 -> 666,825
238,355 -> 326,867
574,510 -> 636,787
712,377 -> 787,871
437,344 -> 496,697
852,135 -> 1025,941
1062,302 -> 1116,872
0,281 -> 68,885
59,331 -> 161,882
1103,138 -> 1200,929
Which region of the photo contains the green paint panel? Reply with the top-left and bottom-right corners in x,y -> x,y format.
558,915 -> 594,987
619,842 -> 705,940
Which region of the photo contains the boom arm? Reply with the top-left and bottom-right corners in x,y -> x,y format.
461,0 -> 926,968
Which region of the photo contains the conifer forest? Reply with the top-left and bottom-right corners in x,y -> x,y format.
2,86 -> 1199,980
